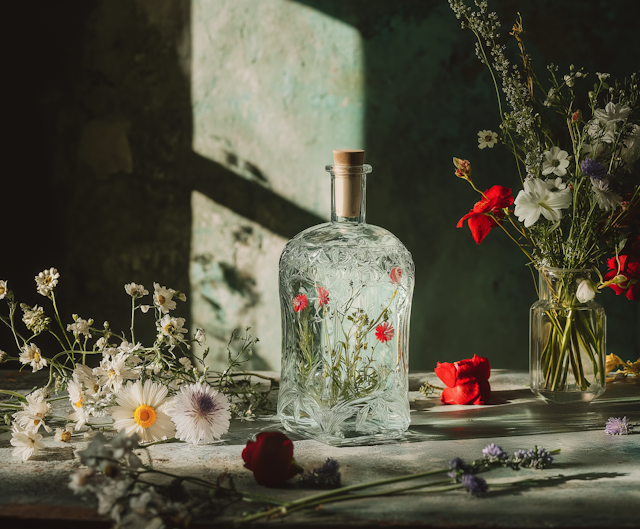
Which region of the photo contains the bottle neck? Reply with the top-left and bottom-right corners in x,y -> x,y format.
327,164 -> 372,224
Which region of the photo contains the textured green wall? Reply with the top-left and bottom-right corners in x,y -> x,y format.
3,0 -> 638,373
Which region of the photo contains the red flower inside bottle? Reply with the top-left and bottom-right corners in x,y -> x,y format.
434,354 -> 491,405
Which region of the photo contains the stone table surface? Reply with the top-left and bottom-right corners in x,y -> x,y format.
1,369 -> 639,528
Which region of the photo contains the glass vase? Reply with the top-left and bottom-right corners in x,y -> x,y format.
530,267 -> 606,403
277,150 -> 415,445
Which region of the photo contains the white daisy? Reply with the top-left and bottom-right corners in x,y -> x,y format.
73,363 -> 101,396
10,423 -> 45,461
13,393 -> 52,433
67,378 -> 85,410
111,380 -> 175,442
477,130 -> 498,149
153,283 -> 177,314
67,317 -> 92,338
19,343 -> 47,373
592,179 -> 622,211
514,177 -> 572,227
68,406 -> 91,431
0,280 -> 7,300
125,282 -> 149,298
542,146 -> 570,176
157,315 -> 187,347
35,268 -> 59,297
169,383 -> 230,445
95,352 -> 139,392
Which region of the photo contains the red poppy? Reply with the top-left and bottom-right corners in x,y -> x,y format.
603,235 -> 640,300
317,287 -> 330,307
390,267 -> 402,284
292,293 -> 308,312
457,185 -> 514,244
242,432 -> 302,487
434,354 -> 491,405
375,322 -> 395,343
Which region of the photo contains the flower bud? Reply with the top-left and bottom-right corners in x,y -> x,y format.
576,279 -> 596,303
453,157 -> 472,181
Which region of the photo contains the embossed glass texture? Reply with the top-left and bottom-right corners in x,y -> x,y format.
277,162 -> 415,445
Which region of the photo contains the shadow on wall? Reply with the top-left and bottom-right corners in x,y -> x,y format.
2,0 -> 638,371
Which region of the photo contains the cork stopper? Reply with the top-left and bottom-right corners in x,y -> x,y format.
333,149 -> 364,166
332,149 -> 364,218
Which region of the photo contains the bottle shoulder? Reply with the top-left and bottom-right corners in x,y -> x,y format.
285,222 -> 407,250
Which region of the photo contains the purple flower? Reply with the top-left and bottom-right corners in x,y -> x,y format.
605,417 -> 632,435
299,458 -> 341,489
448,457 -> 472,480
580,157 -> 608,180
512,447 -> 554,469
461,473 -> 488,497
482,443 -> 507,461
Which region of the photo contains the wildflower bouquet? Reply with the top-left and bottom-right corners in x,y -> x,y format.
0,269 -> 276,461
449,1 -> 640,400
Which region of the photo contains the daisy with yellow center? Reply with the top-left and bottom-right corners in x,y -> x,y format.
111,380 -> 175,442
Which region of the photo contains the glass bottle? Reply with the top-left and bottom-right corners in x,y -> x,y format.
530,267 -> 606,403
277,149 -> 415,445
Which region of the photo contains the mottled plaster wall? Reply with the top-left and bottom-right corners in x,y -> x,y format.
3,0 -> 639,373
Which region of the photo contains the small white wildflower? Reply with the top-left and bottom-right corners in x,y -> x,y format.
169,382 -> 231,445
179,356 -> 193,370
564,74 -> 574,87
13,392 -> 52,434
0,350 -> 7,363
157,315 -> 187,347
95,337 -> 108,350
10,423 -> 45,461
542,146 -> 570,177
55,424 -> 74,442
477,129 -> 498,149
95,353 -> 139,392
194,328 -> 206,345
19,343 -> 47,373
69,468 -> 95,494
140,305 -> 151,313
124,283 -> 149,299
0,280 -> 7,299
67,317 -> 92,338
35,268 -> 59,296
153,283 -> 177,313
176,292 -> 187,302
596,72 -> 610,81
21,304 -> 51,335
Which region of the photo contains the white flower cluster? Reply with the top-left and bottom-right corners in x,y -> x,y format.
2,272 -> 223,465
71,431 -> 191,527
10,392 -> 52,460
